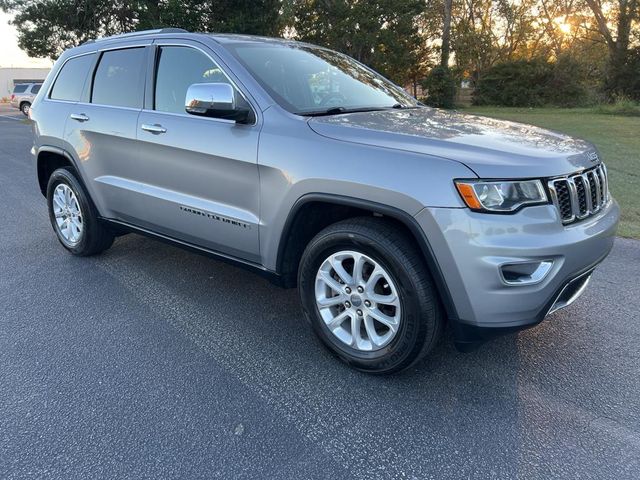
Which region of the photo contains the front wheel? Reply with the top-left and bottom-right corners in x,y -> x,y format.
298,217 -> 443,374
20,102 -> 30,116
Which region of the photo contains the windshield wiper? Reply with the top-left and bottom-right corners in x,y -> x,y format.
391,103 -> 422,109
298,104 -> 421,117
298,106 -> 388,117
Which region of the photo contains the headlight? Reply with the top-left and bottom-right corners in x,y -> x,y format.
454,179 -> 547,212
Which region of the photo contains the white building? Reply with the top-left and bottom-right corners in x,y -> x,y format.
0,67 -> 51,98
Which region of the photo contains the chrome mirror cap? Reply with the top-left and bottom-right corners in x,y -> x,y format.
185,83 -> 249,122
185,83 -> 235,114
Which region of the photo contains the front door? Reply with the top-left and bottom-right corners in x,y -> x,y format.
130,42 -> 261,262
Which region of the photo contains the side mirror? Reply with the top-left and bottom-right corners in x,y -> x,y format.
185,83 -> 251,123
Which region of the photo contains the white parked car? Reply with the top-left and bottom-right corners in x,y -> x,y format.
10,83 -> 42,115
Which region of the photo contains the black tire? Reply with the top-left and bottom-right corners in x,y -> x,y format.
20,102 -> 30,116
298,217 -> 443,374
46,167 -> 115,256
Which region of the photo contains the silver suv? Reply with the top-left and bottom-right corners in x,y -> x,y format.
11,82 -> 42,115
29,29 -> 619,373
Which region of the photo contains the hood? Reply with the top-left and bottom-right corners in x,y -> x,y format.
308,108 -> 600,178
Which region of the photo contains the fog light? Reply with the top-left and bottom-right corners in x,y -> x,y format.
500,260 -> 553,286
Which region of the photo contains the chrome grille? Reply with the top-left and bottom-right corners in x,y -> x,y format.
548,164 -> 609,224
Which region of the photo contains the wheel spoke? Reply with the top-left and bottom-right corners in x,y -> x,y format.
365,268 -> 385,291
329,257 -> 353,285
318,270 -> 344,294
363,316 -> 384,347
352,253 -> 366,285
326,310 -> 350,331
367,291 -> 399,307
350,314 -> 362,347
53,196 -> 65,210
63,219 -> 72,237
71,217 -> 82,232
317,294 -> 345,308
369,309 -> 399,332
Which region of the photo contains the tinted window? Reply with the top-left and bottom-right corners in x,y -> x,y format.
31,84 -> 41,94
12,84 -> 28,94
50,54 -> 95,101
155,46 -> 232,114
92,48 -> 145,108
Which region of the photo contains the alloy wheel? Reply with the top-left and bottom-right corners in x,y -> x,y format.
52,184 -> 83,245
315,250 -> 401,351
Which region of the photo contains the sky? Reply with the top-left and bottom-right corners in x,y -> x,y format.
0,13 -> 52,68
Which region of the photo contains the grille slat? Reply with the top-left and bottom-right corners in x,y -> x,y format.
574,176 -> 588,217
548,164 -> 608,224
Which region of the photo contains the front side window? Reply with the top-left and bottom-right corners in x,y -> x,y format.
92,48 -> 145,108
226,44 -> 417,115
154,46 -> 232,114
31,84 -> 42,94
13,84 -> 28,94
50,54 -> 95,101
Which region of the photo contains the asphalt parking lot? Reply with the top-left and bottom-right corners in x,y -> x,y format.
1,110 -> 639,479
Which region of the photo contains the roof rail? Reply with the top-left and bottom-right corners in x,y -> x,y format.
83,28 -> 188,45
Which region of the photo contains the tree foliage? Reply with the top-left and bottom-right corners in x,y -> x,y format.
1,0 -> 639,104
474,55 -> 593,107
0,0 -> 282,59
288,0 -> 426,86
422,65 -> 456,108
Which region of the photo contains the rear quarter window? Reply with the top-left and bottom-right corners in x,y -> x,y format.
50,54 -> 96,101
12,84 -> 28,94
91,48 -> 145,109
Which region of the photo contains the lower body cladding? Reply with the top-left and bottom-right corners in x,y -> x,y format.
415,199 -> 620,349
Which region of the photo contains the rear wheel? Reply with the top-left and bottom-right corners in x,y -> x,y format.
46,167 -> 114,256
298,217 -> 443,374
20,102 -> 30,116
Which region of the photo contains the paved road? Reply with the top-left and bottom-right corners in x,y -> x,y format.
1,114 -> 639,480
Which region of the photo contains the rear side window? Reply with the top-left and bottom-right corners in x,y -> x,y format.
12,84 -> 28,94
154,46 -> 232,114
31,85 -> 42,94
50,54 -> 95,101
92,48 -> 145,108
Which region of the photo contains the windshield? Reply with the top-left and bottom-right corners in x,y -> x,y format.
226,44 -> 418,115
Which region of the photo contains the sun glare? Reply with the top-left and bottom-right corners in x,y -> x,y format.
554,17 -> 572,35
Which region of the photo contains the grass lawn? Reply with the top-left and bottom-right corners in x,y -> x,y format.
462,107 -> 640,239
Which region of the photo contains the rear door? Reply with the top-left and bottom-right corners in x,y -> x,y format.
63,44 -> 148,218
132,40 -> 261,262
35,52 -> 96,155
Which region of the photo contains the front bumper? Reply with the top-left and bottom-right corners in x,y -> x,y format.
415,198 -> 619,346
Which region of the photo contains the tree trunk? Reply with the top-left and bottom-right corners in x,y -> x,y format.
441,0 -> 452,68
585,0 -> 639,97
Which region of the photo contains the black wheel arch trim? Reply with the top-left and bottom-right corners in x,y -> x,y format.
36,145 -> 85,196
276,193 -> 460,322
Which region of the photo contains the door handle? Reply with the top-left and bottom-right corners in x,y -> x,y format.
141,123 -> 167,134
70,113 -> 89,122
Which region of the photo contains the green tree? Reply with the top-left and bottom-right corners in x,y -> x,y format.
289,0 -> 425,86
422,65 -> 456,107
0,0 -> 134,59
0,0 -> 283,60
584,0 -> 640,99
